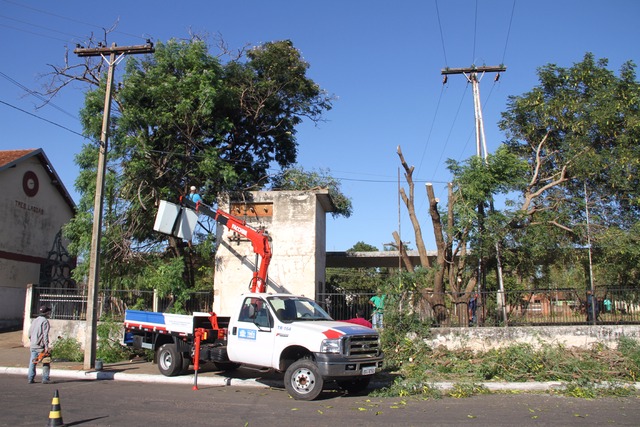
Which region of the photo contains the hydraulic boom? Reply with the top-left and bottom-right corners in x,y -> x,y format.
180,197 -> 272,293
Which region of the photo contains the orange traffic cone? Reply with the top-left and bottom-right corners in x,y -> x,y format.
46,389 -> 65,427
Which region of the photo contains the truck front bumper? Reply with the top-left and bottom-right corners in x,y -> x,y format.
313,352 -> 384,379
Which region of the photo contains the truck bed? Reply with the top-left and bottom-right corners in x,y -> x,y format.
124,310 -> 229,336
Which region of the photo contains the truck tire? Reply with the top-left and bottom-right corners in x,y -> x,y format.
284,358 -> 324,401
338,377 -> 371,394
157,343 -> 183,377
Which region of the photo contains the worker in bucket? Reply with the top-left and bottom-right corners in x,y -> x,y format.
187,185 -> 202,203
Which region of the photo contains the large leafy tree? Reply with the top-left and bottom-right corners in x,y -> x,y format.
498,53 -> 640,287
270,166 -> 353,218
64,37 -> 333,288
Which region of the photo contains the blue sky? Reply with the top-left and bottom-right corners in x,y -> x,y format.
1,0 -> 639,251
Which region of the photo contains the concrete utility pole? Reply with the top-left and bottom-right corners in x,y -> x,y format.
441,64 -> 508,325
74,41 -> 154,370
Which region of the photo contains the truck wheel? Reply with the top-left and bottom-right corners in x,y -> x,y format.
284,359 -> 324,401
338,377 -> 371,394
157,343 -> 183,377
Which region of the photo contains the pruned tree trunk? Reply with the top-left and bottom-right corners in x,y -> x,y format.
397,146 -> 477,326
396,146 -> 431,268
392,231 -> 414,272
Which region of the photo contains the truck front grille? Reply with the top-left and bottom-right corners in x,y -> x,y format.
345,334 -> 380,357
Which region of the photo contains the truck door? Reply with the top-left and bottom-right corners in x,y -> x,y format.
227,296 -> 276,367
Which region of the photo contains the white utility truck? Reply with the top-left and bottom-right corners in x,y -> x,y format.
123,198 -> 383,400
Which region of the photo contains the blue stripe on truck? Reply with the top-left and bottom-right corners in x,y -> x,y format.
125,310 -> 166,325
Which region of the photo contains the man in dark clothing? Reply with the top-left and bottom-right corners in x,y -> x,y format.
587,290 -> 599,323
28,305 -> 51,384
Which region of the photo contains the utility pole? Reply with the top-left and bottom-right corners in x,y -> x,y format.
74,41 -> 154,370
441,64 -> 508,325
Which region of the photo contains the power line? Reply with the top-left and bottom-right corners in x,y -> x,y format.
0,70 -> 78,119
430,84 -> 469,182
416,85 -> 444,177
0,22 -> 69,43
501,0 -> 517,64
0,12 -> 84,40
1,0 -> 149,41
472,0 -> 478,63
0,99 -> 86,138
434,0 -> 449,68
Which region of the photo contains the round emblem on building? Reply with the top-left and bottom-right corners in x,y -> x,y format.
22,171 -> 39,197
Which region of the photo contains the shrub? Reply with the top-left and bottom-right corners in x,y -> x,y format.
51,337 -> 83,362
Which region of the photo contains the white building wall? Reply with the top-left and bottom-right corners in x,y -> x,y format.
213,190 -> 332,316
0,155 -> 74,320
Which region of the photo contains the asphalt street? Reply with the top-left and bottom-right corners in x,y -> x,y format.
2,330 -> 640,426
2,374 -> 640,427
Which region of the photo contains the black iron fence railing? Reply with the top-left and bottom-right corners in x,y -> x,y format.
30,286 -> 214,321
318,287 -> 640,327
31,285 -> 639,326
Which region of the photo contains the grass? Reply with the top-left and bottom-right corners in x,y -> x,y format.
373,324 -> 640,399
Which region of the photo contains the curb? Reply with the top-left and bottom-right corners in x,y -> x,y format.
1,366 -> 276,388
4,366 -> 639,392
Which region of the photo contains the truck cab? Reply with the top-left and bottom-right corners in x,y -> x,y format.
226,293 -> 383,399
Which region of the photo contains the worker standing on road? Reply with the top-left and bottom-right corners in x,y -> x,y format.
28,306 -> 52,384
186,185 -> 202,203
369,290 -> 385,329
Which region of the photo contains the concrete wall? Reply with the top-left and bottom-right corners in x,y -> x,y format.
213,190 -> 333,315
22,318 -> 88,348
428,325 -> 640,351
0,155 -> 74,321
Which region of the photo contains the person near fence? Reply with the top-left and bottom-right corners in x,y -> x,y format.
28,305 -> 52,384
369,289 -> 385,329
587,290 -> 599,323
345,309 -> 372,328
468,293 -> 478,326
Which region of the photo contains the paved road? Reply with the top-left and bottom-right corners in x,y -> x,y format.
1,374 -> 639,427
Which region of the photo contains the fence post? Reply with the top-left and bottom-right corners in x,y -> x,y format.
153,289 -> 159,312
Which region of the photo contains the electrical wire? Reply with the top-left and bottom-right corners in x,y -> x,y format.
434,0 -> 449,68
0,71 -> 78,119
0,22 -> 69,43
472,0 -> 478,64
0,0 -> 148,41
501,0 -> 517,65
0,12 -> 84,40
416,85 -> 444,177
430,84 -> 469,182
0,99 -> 86,138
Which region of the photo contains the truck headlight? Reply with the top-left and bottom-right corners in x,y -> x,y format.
320,338 -> 341,354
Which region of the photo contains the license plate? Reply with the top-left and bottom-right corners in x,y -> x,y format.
362,366 -> 376,375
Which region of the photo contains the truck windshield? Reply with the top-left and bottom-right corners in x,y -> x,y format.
268,296 -> 333,322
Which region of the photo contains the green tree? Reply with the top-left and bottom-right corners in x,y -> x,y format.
63,37 -> 333,289
498,53 -> 640,288
270,166 -> 352,218
326,241 -> 384,292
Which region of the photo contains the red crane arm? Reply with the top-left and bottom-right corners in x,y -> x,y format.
181,197 -> 272,293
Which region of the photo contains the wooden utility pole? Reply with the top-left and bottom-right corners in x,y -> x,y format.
74,42 -> 154,370
441,64 -> 508,325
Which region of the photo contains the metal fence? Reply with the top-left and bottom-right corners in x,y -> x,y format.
318,287 -> 640,327
32,285 -> 640,327
30,286 -> 214,321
